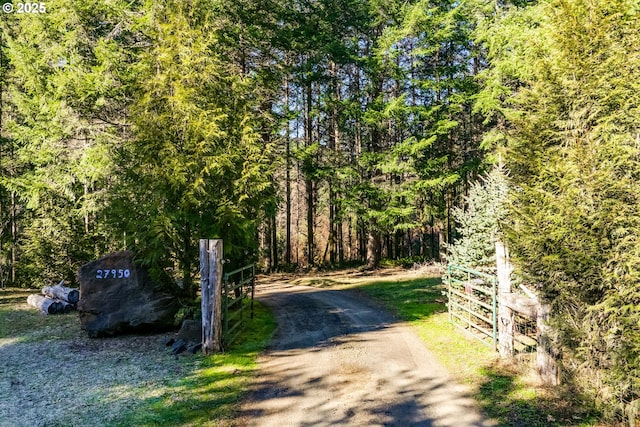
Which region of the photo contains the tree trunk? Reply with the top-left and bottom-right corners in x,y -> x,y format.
328,60 -> 341,265
304,78 -> 315,266
337,212 -> 344,264
347,215 -> 353,261
306,178 -> 314,266
11,190 -> 16,285
271,213 -> 278,271
357,218 -> 367,262
265,217 -> 272,271
366,221 -> 380,269
429,199 -> 437,260
328,183 -> 336,264
182,221 -> 193,298
285,79 -> 292,267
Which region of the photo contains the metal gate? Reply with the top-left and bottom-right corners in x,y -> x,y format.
444,264 -> 497,349
222,264 -> 255,347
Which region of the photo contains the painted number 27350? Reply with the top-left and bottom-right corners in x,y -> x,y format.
95,269 -> 131,279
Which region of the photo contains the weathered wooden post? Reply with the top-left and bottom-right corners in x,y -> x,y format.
496,240 -> 514,358
200,239 -> 223,354
537,303 -> 560,385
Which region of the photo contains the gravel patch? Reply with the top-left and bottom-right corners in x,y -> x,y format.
0,313 -> 195,427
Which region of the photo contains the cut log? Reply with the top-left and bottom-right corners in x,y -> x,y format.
171,339 -> 187,355
52,300 -> 64,314
59,300 -> 76,314
42,282 -> 80,304
27,294 -> 62,315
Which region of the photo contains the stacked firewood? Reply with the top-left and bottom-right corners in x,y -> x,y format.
27,281 -> 80,315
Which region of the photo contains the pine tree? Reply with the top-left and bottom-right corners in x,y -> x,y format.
363,0 -> 486,264
447,165 -> 508,269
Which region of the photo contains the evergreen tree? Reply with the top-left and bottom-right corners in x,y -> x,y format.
447,165 -> 508,269
1,0 -> 132,285
363,0 -> 486,264
109,0 -> 273,296
477,0 -> 640,419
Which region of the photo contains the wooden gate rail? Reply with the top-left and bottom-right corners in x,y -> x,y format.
444,255 -> 557,385
445,264 -> 497,350
222,264 -> 255,347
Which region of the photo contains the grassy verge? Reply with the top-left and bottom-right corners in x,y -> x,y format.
297,270 -> 599,426
354,274 -> 600,426
112,302 -> 276,427
0,288 -> 83,342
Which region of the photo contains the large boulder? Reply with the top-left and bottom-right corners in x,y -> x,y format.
77,251 -> 179,337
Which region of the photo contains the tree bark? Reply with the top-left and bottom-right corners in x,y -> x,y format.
42,282 -> 79,304
537,304 -> 560,385
11,190 -> 16,285
181,220 -> 194,298
328,183 -> 336,264
306,178 -> 314,266
271,213 -> 278,271
366,221 -> 380,269
265,217 -> 273,271
304,77 -> 315,266
358,218 -> 367,262
496,240 -> 514,357
285,79 -> 292,266
337,212 -> 344,264
27,294 -> 62,315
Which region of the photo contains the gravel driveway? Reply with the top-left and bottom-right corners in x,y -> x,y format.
239,282 -> 496,427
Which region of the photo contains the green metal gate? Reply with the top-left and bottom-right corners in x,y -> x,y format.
222,264 -> 255,347
444,264 -> 497,349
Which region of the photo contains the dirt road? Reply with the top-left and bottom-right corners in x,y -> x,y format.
239,281 -> 495,427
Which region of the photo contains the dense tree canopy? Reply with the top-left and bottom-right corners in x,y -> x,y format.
0,0 -> 275,291
477,0 -> 640,418
1,0 -> 489,284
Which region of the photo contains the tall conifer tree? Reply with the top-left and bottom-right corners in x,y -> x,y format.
110,0 -> 273,295
477,0 -> 640,418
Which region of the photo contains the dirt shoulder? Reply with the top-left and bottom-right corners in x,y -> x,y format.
0,303 -> 191,427
238,280 -> 496,427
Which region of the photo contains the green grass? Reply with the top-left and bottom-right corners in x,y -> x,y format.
355,277 -> 447,320
0,288 -> 83,342
349,273 -> 600,427
112,301 -> 276,427
1,287 -> 276,427
4,275 -> 601,426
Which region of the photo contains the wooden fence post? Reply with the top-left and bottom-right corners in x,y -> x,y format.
200,239 -> 223,354
537,304 -> 560,385
496,240 -> 514,358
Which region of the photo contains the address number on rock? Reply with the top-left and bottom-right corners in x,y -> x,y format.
95,269 -> 131,279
